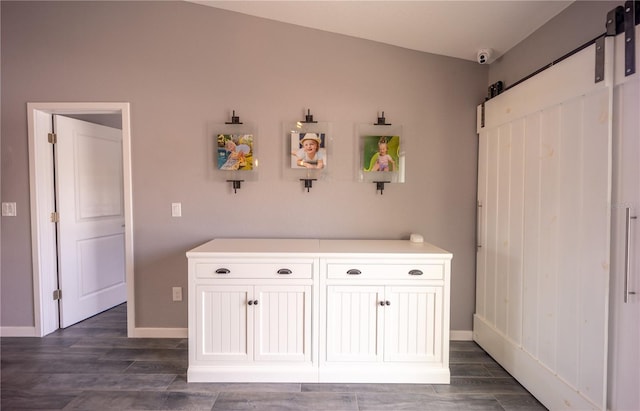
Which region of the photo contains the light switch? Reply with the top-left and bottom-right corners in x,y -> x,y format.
2,202 -> 16,217
171,203 -> 181,217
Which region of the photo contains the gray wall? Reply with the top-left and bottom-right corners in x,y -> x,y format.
1,1 -> 486,330
1,0 -> 623,333
489,1 -> 620,88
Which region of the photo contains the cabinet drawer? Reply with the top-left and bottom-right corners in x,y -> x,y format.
326,262 -> 443,280
195,262 -> 313,279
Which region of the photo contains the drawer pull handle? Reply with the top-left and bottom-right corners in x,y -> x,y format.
408,269 -> 423,276
277,268 -> 293,275
347,269 -> 362,275
215,268 -> 230,275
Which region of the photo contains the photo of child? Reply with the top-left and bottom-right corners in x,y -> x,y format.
216,134 -> 254,171
363,135 -> 399,172
290,132 -> 326,169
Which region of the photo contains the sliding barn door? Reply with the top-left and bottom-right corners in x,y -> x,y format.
475,37 -> 614,410
608,26 -> 640,411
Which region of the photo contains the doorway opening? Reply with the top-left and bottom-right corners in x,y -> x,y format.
27,102 -> 135,337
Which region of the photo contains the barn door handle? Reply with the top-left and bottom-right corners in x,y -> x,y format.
476,201 -> 483,250
215,268 -> 230,275
624,207 -> 637,303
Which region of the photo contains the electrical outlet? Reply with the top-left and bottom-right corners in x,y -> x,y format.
2,202 -> 17,217
172,287 -> 183,301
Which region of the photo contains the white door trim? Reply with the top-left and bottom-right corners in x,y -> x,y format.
27,102 -> 135,337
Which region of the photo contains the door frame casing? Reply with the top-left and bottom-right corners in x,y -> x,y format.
27,102 -> 135,337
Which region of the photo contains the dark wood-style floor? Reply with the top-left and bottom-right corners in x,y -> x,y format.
1,304 -> 546,410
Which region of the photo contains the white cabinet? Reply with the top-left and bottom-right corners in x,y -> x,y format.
187,239 -> 318,383
319,240 -> 451,383
195,284 -> 311,363
325,285 -> 443,365
187,238 -> 452,384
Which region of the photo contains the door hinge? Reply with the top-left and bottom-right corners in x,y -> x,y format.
50,212 -> 59,223
48,132 -> 57,144
53,289 -> 62,301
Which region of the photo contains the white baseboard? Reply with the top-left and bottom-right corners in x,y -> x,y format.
450,330 -> 473,341
1,326 -> 38,337
4,325 -> 470,342
129,327 -> 188,338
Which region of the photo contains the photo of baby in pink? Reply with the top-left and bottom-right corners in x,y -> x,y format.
363,135 -> 399,172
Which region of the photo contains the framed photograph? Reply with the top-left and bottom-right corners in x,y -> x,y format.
290,131 -> 327,169
362,135 -> 400,172
216,134 -> 254,171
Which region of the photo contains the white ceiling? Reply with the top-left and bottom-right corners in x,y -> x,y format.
189,1 -> 573,62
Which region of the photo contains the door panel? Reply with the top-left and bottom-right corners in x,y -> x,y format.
255,285 -> 311,362
384,286 -> 442,363
55,115 -> 126,328
326,285 -> 383,362
197,285 -> 252,362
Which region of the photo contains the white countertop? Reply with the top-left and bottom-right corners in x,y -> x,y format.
187,238 -> 451,259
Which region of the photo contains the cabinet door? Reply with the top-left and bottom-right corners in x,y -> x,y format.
326,285 -> 384,362
196,285 -> 253,362
254,285 -> 311,362
384,286 -> 443,363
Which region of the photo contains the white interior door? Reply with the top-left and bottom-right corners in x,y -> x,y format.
474,36 -> 614,410
54,115 -> 127,328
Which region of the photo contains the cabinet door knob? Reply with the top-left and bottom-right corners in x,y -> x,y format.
277,268 -> 293,275
215,268 -> 230,274
347,269 -> 362,275
385,300 -> 391,306
253,300 -> 258,305
248,300 -> 253,305
379,301 -> 385,306
408,269 -> 423,276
